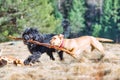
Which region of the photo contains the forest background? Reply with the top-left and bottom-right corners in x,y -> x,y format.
0,0 -> 120,42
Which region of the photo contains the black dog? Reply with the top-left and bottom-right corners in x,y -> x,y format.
22,28 -> 63,65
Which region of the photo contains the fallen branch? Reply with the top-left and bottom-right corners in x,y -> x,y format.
28,40 -> 77,59
8,36 -> 77,59
8,35 -> 23,40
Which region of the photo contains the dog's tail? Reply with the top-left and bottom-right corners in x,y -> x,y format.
96,38 -> 113,42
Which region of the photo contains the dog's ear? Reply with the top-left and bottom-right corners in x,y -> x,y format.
58,34 -> 64,39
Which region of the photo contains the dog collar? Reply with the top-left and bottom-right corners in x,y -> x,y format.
59,40 -> 64,48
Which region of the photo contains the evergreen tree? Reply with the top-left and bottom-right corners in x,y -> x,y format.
0,0 -> 61,42
50,0 -> 63,34
100,0 -> 120,42
85,0 -> 103,36
21,0 -> 61,33
0,0 -> 24,42
68,0 -> 86,35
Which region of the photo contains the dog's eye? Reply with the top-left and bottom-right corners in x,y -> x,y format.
24,35 -> 29,40
53,37 -> 56,40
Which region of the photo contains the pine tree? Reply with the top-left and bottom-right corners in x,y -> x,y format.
50,0 -> 63,34
68,0 -> 86,35
0,0 -> 61,42
0,0 -> 24,42
100,0 -> 120,42
21,0 -> 61,33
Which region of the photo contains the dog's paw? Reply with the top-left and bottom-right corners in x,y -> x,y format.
24,60 -> 30,65
98,54 -> 105,61
24,58 -> 41,65
50,57 -> 55,60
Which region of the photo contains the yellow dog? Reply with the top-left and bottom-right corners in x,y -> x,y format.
50,34 -> 113,61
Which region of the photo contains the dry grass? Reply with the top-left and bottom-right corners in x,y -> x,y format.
0,41 -> 120,80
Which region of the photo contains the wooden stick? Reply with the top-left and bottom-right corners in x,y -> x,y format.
8,36 -> 77,59
8,35 -> 23,40
28,40 -> 77,59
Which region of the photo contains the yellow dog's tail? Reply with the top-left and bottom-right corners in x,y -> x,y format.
96,38 -> 113,42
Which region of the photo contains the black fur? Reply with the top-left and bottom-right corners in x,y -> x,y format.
22,28 -> 63,65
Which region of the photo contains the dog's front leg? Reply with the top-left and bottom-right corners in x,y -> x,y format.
24,51 -> 41,65
58,51 -> 64,60
46,51 -> 55,60
68,48 -> 78,59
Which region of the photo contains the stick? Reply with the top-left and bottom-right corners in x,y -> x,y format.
8,36 -> 77,59
8,35 -> 23,40
28,40 -> 77,59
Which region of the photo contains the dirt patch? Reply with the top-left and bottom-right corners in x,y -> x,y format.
0,41 -> 120,80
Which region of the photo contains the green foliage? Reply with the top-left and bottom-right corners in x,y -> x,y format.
0,0 -> 120,42
68,0 -> 86,34
99,0 -> 120,41
92,24 -> 102,37
0,0 -> 23,42
50,0 -> 63,19
20,0 -> 61,33
50,0 -> 63,34
0,0 -> 61,42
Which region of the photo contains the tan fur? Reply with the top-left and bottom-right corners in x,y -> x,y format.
96,38 -> 113,42
50,34 -> 113,60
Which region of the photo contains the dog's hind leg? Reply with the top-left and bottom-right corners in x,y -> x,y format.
91,37 -> 105,61
91,37 -> 104,53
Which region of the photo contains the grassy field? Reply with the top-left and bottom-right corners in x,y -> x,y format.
0,41 -> 120,80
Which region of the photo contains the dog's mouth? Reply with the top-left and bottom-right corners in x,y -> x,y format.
50,40 -> 62,47
50,40 -> 57,46
23,40 -> 36,48
22,35 -> 32,44
22,37 -> 31,45
22,38 -> 36,48
50,40 -> 55,45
